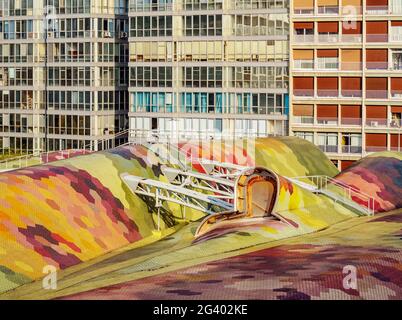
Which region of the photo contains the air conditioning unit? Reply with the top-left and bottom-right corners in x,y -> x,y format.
371,121 -> 379,127
119,32 -> 128,39
103,31 -> 112,38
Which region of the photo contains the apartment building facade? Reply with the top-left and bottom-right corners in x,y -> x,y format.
128,0 -> 290,141
0,0 -> 129,154
290,0 -> 402,169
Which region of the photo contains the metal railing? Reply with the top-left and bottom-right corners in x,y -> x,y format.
318,145 -> 338,153
318,5 -> 339,14
293,60 -> 314,70
391,91 -> 402,98
316,58 -> 339,70
341,118 -> 362,126
365,118 -> 388,127
317,117 -> 338,125
366,34 -> 389,42
366,62 -> 389,70
365,146 -> 388,153
290,175 -> 375,215
294,89 -> 314,97
342,145 -> 362,154
318,34 -> 340,43
293,7 -> 314,15
366,90 -> 388,99
366,5 -> 389,14
129,129 -> 275,145
0,129 -> 129,172
341,90 -> 363,98
390,33 -> 402,42
293,34 -> 315,43
0,149 -> 92,172
317,89 -> 339,97
294,6 -> 363,15
340,34 -> 363,43
293,116 -> 314,124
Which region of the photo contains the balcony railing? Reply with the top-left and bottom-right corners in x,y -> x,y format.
341,62 -> 363,71
366,6 -> 389,14
390,119 -> 402,128
293,60 -> 314,70
341,118 -> 362,126
366,34 -> 389,42
340,6 -> 363,15
366,90 -> 388,99
293,34 -> 315,43
294,7 -> 314,15
317,89 -> 339,97
342,145 -> 362,154
318,6 -> 339,14
341,90 -> 363,98
318,34 -> 339,43
391,61 -> 402,70
293,116 -> 314,124
294,6 -> 365,15
316,58 -> 339,70
366,118 -> 388,127
391,91 -> 402,98
390,33 -> 402,42
340,34 -> 363,43
317,117 -> 338,125
319,145 -> 338,153
294,89 -> 314,97
366,146 -> 388,152
293,34 -> 364,44
366,62 -> 389,70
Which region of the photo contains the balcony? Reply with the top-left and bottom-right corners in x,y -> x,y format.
390,33 -> 402,42
342,145 -> 362,154
340,34 -> 363,43
319,145 -> 338,153
366,62 -> 389,70
366,90 -> 388,99
391,59 -> 402,70
341,118 -> 362,126
391,90 -> 402,99
366,5 -> 389,15
316,58 -> 339,70
294,89 -> 314,97
366,34 -> 389,42
366,118 -> 388,127
293,34 -> 315,43
366,146 -> 388,152
318,34 -> 339,43
293,60 -> 314,70
341,62 -> 363,71
340,6 -> 363,15
317,117 -> 338,125
341,90 -> 363,98
390,119 -> 402,128
294,7 -> 314,15
293,116 -> 314,125
317,89 -> 339,97
318,6 -> 339,15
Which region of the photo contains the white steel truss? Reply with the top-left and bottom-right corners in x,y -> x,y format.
121,173 -> 234,217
